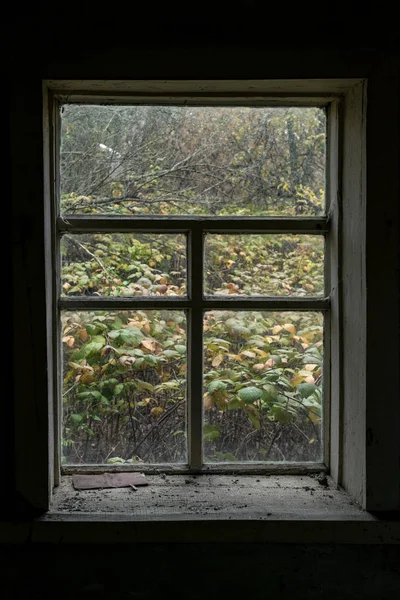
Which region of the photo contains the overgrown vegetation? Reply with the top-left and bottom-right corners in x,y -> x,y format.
60,105 -> 325,464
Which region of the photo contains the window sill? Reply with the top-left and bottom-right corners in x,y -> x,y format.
3,475 -> 400,544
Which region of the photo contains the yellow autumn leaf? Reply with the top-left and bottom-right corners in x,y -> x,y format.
300,332 -> 315,342
128,319 -> 142,328
78,328 -> 88,342
62,335 -> 75,347
141,339 -> 155,351
151,407 -> 164,418
254,349 -> 268,357
308,410 -> 321,425
272,325 -> 282,334
241,350 -> 256,358
138,397 -> 151,406
210,390 -> 229,409
265,358 -> 276,368
291,374 -> 307,387
212,353 -> 224,367
228,353 -> 242,361
203,393 -> 213,411
81,373 -> 94,385
283,323 -> 296,335
226,282 -> 239,293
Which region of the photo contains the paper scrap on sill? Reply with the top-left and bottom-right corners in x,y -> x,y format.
72,472 -> 148,490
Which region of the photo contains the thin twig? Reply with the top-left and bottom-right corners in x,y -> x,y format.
127,399 -> 185,459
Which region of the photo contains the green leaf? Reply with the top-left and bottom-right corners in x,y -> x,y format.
136,380 -> 154,392
86,323 -> 104,335
109,326 -> 144,346
271,405 -> 293,424
302,348 -> 322,364
155,381 -> 180,391
89,335 -> 105,343
232,325 -> 251,337
247,410 -> 261,430
261,383 -> 278,403
172,430 -> 185,437
70,413 -> 83,424
74,336 -> 105,360
162,349 -> 180,358
263,372 -> 280,383
228,398 -> 243,410
214,452 -> 237,461
110,316 -> 123,330
208,338 -> 230,346
174,345 -> 186,355
297,383 -> 318,398
203,423 -> 220,441
208,380 -> 228,394
238,386 -> 263,403
144,355 -> 158,366
114,383 -> 124,395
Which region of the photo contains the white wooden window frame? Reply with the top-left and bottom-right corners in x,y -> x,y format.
12,78 -> 399,513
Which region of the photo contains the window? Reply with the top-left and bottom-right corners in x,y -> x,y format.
55,97 -> 330,472
10,78 -> 395,514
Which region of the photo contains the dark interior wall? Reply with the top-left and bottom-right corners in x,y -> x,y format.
0,543 -> 400,599
3,2 -> 400,598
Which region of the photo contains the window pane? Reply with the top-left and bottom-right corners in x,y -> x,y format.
61,233 -> 186,296
60,105 -> 326,216
205,234 -> 324,296
203,311 -> 323,463
62,310 -> 187,464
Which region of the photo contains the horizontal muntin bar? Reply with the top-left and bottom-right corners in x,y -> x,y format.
57,216 -> 328,234
56,94 -> 334,107
60,297 -> 191,310
59,296 -> 329,311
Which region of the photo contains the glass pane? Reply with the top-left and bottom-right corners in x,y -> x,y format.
60,105 -> 326,216
203,311 -> 323,463
62,310 -> 187,464
205,234 -> 324,296
61,233 -> 186,296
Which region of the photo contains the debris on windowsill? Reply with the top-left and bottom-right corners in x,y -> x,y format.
185,477 -> 198,485
72,472 -> 148,491
315,473 -> 329,487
